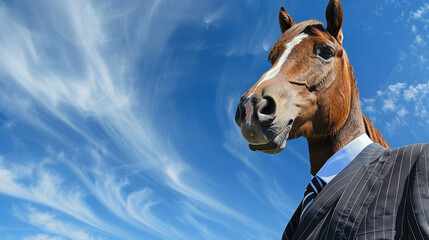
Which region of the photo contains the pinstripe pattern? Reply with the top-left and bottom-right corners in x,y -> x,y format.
282,176 -> 326,240
282,143 -> 429,240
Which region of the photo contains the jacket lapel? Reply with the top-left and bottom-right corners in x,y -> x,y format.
327,143 -> 393,239
291,143 -> 387,240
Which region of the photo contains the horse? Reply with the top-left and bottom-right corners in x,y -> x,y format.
235,1 -> 429,239
234,0 -> 389,175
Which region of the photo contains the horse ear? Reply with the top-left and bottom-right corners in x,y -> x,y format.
279,7 -> 295,33
325,0 -> 343,44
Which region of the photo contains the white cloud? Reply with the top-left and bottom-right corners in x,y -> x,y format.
16,207 -> 100,240
418,54 -> 427,64
163,161 -> 272,233
397,107 -> 408,117
387,82 -> 406,94
361,98 -> 376,113
364,105 -> 376,113
363,80 -> 429,135
411,3 -> 429,19
362,98 -> 375,104
0,159 -> 134,239
415,35 -> 425,45
65,153 -> 188,240
405,3 -> 429,75
414,102 -> 428,118
180,212 -> 226,240
24,234 -> 65,240
203,4 -> 230,29
382,99 -> 396,111
0,1 -> 279,239
404,81 -> 429,101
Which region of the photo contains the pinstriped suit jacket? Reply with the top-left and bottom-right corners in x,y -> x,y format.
283,143 -> 429,240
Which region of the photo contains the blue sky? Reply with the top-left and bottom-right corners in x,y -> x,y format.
0,0 -> 428,239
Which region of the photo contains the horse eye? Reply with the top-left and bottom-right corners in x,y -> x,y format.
317,46 -> 334,60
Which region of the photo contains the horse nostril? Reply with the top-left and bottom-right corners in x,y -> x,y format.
259,95 -> 277,117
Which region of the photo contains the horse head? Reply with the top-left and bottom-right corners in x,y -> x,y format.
235,0 -> 388,156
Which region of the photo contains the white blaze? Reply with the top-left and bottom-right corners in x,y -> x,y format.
250,33 -> 308,96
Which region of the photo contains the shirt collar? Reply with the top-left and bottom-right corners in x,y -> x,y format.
315,134 -> 373,183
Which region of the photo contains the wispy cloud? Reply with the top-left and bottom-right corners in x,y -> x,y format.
16,207 -> 100,240
415,34 -> 426,45
24,234 -> 66,240
0,158 -> 134,239
362,80 -> 429,134
362,1 -> 429,139
0,0 -> 281,239
411,3 -> 429,20
65,150 -> 187,239
8,0 -> 427,239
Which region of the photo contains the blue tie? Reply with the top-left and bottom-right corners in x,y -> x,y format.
282,176 -> 327,240
300,175 -> 326,219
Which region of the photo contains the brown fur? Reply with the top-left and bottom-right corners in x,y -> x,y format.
363,114 -> 390,148
285,23 -> 390,149
236,0 -> 390,175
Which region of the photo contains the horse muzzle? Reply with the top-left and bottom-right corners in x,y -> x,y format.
235,93 -> 293,154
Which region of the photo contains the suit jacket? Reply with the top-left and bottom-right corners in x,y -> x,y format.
282,143 -> 429,240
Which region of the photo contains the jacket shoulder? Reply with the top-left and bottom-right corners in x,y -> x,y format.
383,143 -> 429,162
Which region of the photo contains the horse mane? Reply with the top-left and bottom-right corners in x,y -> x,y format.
362,114 -> 390,149
348,63 -> 390,149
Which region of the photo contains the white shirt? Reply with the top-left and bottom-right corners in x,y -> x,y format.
315,134 -> 373,183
